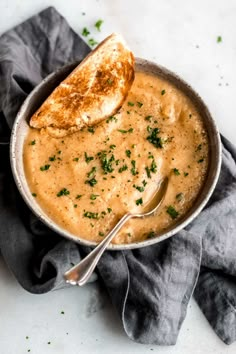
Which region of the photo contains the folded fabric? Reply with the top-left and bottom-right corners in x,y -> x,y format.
0,6 -> 236,345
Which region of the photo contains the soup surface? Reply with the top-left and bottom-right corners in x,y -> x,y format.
24,71 -> 209,244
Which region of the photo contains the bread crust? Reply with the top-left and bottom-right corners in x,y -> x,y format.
29,33 -> 135,137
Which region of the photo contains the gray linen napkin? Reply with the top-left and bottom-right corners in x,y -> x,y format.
0,7 -> 236,346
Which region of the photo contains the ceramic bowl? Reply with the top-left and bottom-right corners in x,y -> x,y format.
10,58 -> 221,250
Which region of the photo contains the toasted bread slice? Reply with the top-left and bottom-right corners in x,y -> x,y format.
29,33 -> 135,137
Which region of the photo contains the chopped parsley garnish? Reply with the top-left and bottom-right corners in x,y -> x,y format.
176,193 -> 184,202
95,19 -> 103,31
88,38 -> 98,47
106,115 -> 118,123
161,89 -> 166,95
142,180 -> 147,186
145,115 -> 152,122
87,166 -> 97,178
107,78 -> 113,85
74,204 -> 77,208
127,111 -> 130,114
57,188 -> 70,197
150,159 -> 157,173
87,126 -> 95,134
145,166 -> 151,178
110,144 -> 116,150
118,164 -> 128,173
107,207 -> 112,213
85,177 -> 97,187
133,184 -> 144,192
166,205 -> 179,219
82,27 -> 90,36
40,164 -> 50,171
136,198 -> 143,206
32,193 -> 37,197
76,194 -> 83,199
99,232 -> 105,237
118,128 -> 133,133
73,157 -> 79,162
147,127 -> 163,148
29,140 -> 36,145
198,158 -> 204,163
173,168 -> 180,175
137,101 -> 143,108
90,194 -> 99,200
84,211 -> 99,219
125,150 -> 131,158
146,231 -> 155,239
184,172 -> 189,177
128,101 -> 134,106
196,144 -> 202,151
98,151 -> 115,173
84,152 -> 94,163
57,150 -> 61,154
131,160 -> 138,175
49,155 -> 56,161
217,36 -> 222,43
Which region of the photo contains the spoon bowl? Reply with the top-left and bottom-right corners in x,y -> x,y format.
64,177 -> 169,286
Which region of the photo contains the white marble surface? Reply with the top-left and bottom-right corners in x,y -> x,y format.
0,0 -> 236,353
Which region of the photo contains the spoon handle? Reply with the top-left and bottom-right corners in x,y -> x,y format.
64,213 -> 132,286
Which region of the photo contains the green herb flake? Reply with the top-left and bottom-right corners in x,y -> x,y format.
40,164 -> 50,171
217,36 -> 222,43
118,164 -> 128,173
57,150 -> 61,154
88,38 -> 98,47
99,232 -> 105,237
131,160 -> 138,175
29,140 -> 36,145
26,336 -> 29,340
90,194 -> 99,200
176,193 -> 183,202
88,126 -> 95,134
145,115 -> 152,122
128,101 -> 134,106
84,211 -> 99,219
125,150 -> 131,158
82,27 -> 90,37
127,110 -> 130,114
145,166 -> 151,178
85,177 -> 97,187
49,155 -> 56,161
146,231 -> 155,239
107,78 -> 113,85
118,128 -> 133,134
137,101 -> 143,108
76,194 -> 83,199
196,144 -> 202,151
95,19 -> 103,31
84,152 -> 94,163
133,184 -> 144,192
107,207 -> 112,213
110,144 -> 116,150
198,158 -> 204,163
147,127 -> 163,149
106,115 -> 118,123
74,204 -> 78,208
173,168 -> 180,176
150,159 -> 157,173
61,311 -> 65,315
57,188 -> 70,197
167,205 -> 179,219
87,166 -> 97,178
98,151 -> 115,174
184,172 -> 189,177
32,193 -> 37,197
47,342 -> 51,345
73,157 -> 79,162
161,89 -> 166,95
136,198 -> 143,206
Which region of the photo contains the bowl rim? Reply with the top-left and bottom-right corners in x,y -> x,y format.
10,57 -> 222,250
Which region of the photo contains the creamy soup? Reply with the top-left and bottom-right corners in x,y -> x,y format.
24,71 -> 209,244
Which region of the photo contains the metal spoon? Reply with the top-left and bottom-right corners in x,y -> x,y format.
64,176 -> 168,286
